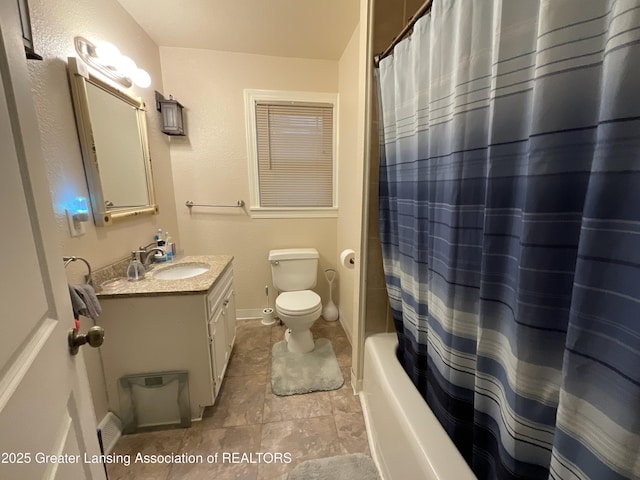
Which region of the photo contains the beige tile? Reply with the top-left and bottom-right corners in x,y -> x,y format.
334,412 -> 371,455
111,428 -> 187,454
330,389 -> 362,415
270,323 -> 288,346
198,375 -> 266,428
373,0 -> 406,53
106,429 -> 186,480
257,416 -> 343,479
365,288 -> 390,336
322,366 -> 353,397
234,321 -> 272,351
368,188 -> 380,231
311,321 -> 348,341
385,305 -> 396,333
263,384 -> 333,423
226,345 -> 271,377
330,335 -> 353,368
367,239 -> 387,290
106,466 -> 170,480
167,425 -> 262,480
225,320 -> 272,376
405,0 -> 428,21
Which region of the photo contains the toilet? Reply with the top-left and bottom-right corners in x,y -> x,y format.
269,248 -> 322,353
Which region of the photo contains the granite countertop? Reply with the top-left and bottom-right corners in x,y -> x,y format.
96,255 -> 233,298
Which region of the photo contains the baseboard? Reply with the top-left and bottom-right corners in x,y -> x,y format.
340,317 -> 352,343
239,308 -> 354,335
336,307 -> 353,345
238,308 -> 357,334
351,368 -> 362,394
236,308 -> 263,320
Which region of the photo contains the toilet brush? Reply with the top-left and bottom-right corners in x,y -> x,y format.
323,268 -> 339,322
261,285 -> 275,325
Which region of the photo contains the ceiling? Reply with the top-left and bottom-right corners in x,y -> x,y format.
117,0 -> 361,60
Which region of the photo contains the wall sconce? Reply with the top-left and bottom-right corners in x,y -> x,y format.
74,36 -> 151,89
66,197 -> 90,237
155,91 -> 186,136
18,0 -> 43,60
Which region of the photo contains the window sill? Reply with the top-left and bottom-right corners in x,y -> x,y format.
249,207 -> 338,219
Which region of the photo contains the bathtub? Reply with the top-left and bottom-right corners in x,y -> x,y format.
361,333 -> 476,480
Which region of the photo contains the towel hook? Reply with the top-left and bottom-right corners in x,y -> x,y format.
63,256 -> 93,285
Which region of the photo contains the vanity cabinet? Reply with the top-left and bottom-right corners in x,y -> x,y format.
98,260 -> 236,422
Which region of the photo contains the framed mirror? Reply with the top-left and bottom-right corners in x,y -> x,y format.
67,57 -> 158,226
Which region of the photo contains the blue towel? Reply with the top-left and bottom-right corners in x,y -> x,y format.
68,284 -> 102,320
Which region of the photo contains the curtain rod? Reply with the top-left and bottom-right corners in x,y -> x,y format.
374,0 -> 433,67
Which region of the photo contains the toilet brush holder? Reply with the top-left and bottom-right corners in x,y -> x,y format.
261,307 -> 275,326
323,268 -> 339,322
261,285 -> 275,325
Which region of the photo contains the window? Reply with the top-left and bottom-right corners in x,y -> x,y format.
245,90 -> 338,218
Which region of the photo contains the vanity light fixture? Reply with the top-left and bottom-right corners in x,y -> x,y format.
155,91 -> 186,136
66,197 -> 90,237
74,36 -> 151,89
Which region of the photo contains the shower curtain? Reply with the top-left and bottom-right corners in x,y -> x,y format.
376,1 -> 640,479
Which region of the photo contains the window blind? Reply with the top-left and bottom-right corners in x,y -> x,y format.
255,102 -> 334,208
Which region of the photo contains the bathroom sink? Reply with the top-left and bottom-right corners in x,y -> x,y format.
152,262 -> 210,280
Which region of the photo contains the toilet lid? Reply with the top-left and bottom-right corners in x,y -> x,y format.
276,290 -> 321,316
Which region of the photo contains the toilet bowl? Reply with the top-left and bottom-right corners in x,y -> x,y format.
276,290 -> 322,353
269,248 -> 321,353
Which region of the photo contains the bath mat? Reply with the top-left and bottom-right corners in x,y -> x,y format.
271,338 -> 344,396
287,453 -> 380,480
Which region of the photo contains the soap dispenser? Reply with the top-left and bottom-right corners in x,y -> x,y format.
127,251 -> 146,281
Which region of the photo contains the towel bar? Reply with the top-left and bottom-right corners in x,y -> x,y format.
185,200 -> 245,208
63,256 -> 93,285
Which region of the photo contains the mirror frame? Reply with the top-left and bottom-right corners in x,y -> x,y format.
67,56 -> 158,226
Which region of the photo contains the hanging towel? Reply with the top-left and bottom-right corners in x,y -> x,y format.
68,284 -> 102,320
68,285 -> 85,320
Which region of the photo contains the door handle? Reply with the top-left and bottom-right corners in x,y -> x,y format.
68,326 -> 104,355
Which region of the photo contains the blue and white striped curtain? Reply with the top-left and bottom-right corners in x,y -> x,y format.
376,1 -> 640,478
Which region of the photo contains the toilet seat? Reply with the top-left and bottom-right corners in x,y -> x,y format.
276,290 -> 321,316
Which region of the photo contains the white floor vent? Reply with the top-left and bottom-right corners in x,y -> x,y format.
97,412 -> 122,454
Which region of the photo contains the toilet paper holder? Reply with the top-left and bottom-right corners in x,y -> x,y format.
340,249 -> 356,268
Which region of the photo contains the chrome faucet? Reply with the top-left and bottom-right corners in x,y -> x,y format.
135,245 -> 165,268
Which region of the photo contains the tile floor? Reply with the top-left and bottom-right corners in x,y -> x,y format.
106,319 -> 370,480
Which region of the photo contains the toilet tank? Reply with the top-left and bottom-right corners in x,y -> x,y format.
269,248 -> 319,292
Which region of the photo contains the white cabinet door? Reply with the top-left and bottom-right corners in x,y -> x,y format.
208,306 -> 227,398
0,4 -> 103,479
222,287 -> 236,357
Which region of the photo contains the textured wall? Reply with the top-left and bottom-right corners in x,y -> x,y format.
27,0 -> 180,421
159,47 -> 342,314
28,0 -> 180,273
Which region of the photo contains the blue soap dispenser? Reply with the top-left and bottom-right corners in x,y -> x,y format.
165,231 -> 174,261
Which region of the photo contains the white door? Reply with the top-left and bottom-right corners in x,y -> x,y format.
0,3 -> 104,479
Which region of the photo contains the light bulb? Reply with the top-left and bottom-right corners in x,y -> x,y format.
117,56 -> 137,78
94,41 -> 120,66
132,68 -> 151,88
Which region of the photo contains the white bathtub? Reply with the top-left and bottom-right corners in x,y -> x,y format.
361,333 -> 476,480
